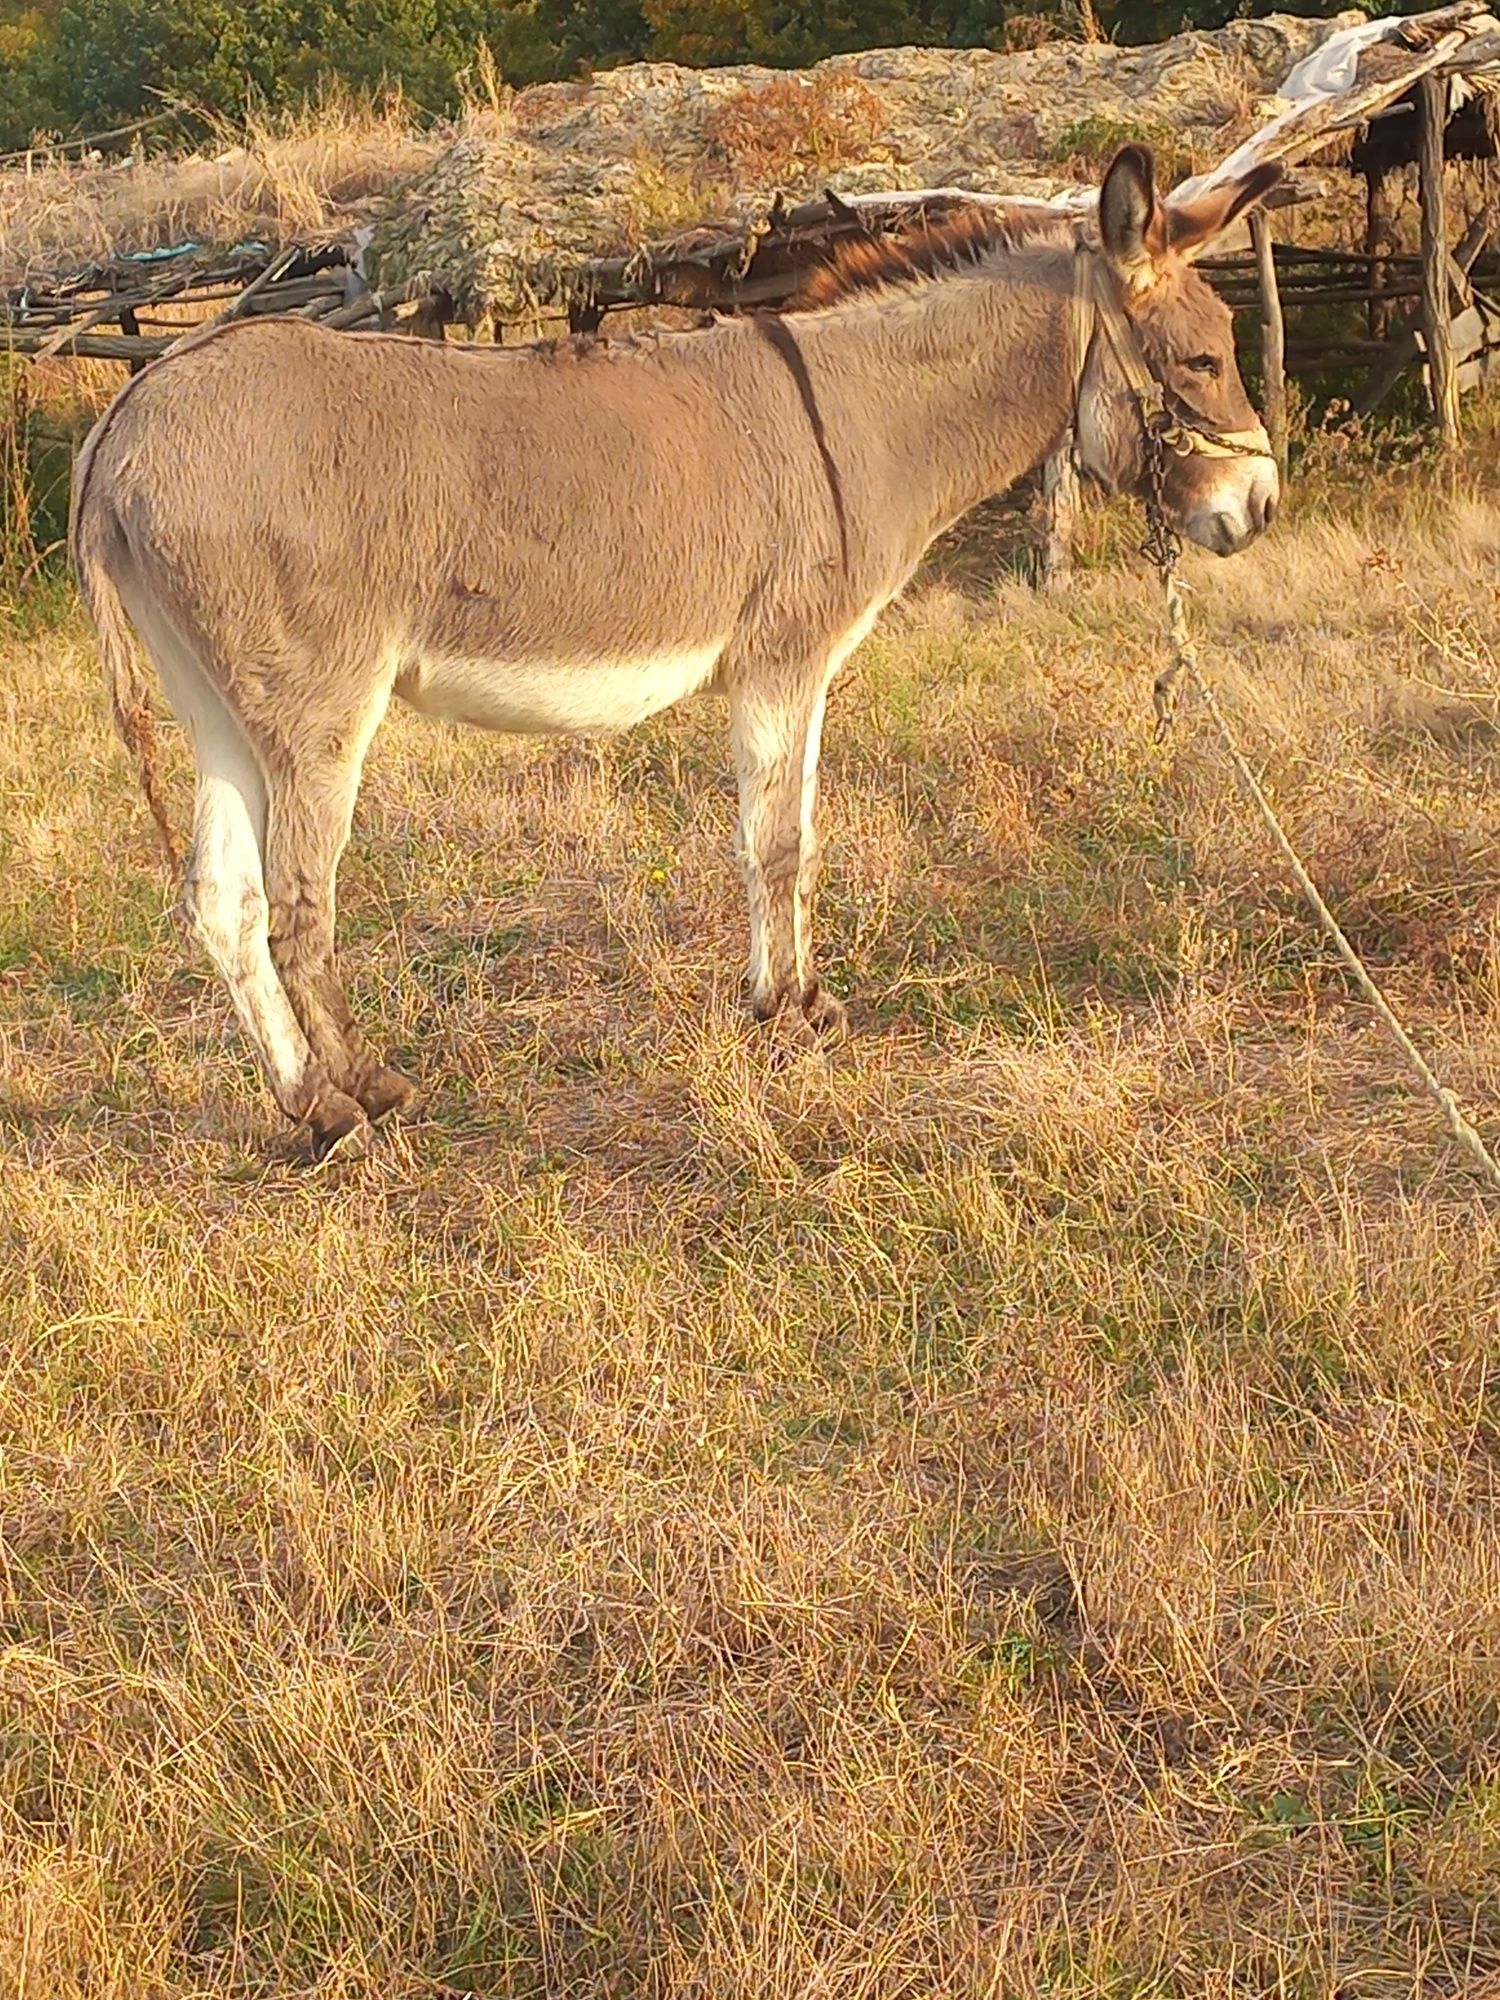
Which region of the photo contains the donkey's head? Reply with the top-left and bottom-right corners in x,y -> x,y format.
1074,145 -> 1282,556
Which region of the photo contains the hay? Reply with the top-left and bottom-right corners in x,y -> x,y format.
362,14 -> 1353,324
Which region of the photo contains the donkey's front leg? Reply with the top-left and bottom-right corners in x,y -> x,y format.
728,666 -> 845,1038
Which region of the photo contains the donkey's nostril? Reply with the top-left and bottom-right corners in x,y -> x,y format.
1247,486 -> 1277,535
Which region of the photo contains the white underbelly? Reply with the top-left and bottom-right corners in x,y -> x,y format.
397,645 -> 723,734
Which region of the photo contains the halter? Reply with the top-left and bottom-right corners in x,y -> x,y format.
1065,246 -> 1272,581
1068,247 -> 1273,469
1065,248 -> 1274,730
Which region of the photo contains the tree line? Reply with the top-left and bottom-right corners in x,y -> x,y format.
0,0 -> 1334,154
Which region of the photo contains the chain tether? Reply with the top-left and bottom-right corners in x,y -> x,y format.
1142,420 -> 1189,740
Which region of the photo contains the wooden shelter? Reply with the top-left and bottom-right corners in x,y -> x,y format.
1168,1 -> 1500,445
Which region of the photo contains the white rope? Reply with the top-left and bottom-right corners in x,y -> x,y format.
1159,570 -> 1500,1196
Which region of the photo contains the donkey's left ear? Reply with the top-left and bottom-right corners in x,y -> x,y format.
1166,161 -> 1284,261
1100,145 -> 1168,290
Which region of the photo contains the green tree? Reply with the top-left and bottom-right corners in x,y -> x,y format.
639,0 -> 1016,67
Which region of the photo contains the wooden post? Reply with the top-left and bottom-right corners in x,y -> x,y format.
408,287 -> 455,341
1364,164 -> 1393,341
1250,210 -> 1288,477
1417,73 -> 1460,446
1039,442 -> 1079,593
118,305 -> 149,377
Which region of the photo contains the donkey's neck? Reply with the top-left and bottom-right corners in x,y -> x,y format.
797,250 -> 1079,558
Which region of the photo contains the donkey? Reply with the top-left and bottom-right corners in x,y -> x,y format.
72,146 -> 1280,1157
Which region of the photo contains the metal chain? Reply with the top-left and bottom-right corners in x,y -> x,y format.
1140,417 -> 1189,740
1140,418 -> 1181,577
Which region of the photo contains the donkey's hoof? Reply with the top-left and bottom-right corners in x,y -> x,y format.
359,1064 -> 419,1125
802,983 -> 849,1041
307,1089 -> 370,1163
753,1001 -> 818,1064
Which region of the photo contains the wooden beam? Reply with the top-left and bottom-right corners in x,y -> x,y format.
1417,73 -> 1460,446
0,106 -> 182,167
3,326 -> 169,362
1250,210 -> 1288,476
221,244 -> 299,322
1364,164 -> 1394,341
320,279 -> 425,330
26,296 -> 120,362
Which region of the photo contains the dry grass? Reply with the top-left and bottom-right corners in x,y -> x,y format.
621,154 -> 731,246
704,74 -> 889,182
1,358 -> 38,584
0,94 -> 445,286
4,437 -> 1500,1997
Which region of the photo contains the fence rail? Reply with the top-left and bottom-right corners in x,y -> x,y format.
5,197 -> 1493,398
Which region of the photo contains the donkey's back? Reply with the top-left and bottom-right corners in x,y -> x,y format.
79,316 -> 788,698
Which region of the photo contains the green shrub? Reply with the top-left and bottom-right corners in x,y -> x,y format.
1049,111 -> 1196,180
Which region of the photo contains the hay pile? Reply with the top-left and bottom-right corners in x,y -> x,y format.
363,13 -> 1357,326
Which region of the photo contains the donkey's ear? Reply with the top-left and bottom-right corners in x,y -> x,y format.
1100,145 -> 1167,290
1166,161 -> 1284,261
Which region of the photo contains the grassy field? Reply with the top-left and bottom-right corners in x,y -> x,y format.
3,424 -> 1500,1997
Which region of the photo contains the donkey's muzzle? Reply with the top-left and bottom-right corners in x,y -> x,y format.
1191,453 -> 1280,557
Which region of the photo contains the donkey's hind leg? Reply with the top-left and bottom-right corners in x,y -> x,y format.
181,705 -> 367,1159
728,662 -> 846,1039
261,710 -> 417,1128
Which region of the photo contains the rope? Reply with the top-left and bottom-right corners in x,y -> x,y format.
1068,244 -> 1499,1191
1157,569 -> 1500,1196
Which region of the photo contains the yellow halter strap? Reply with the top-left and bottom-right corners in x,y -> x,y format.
1071,249 -> 1272,463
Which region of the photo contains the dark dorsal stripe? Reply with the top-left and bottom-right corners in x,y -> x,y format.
754,313 -> 851,577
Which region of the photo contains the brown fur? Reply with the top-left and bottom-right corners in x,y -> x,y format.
72,148 -> 1280,1157
793,207 -> 1071,311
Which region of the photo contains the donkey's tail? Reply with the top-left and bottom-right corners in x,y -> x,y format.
69,451 -> 180,869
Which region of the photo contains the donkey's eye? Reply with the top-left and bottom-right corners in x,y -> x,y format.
1186,353 -> 1221,377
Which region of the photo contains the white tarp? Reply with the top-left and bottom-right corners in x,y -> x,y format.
1173,5 -> 1497,206
1278,13 -> 1408,99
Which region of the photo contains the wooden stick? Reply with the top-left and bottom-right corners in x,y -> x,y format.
0,107 -> 181,167
1286,340 -> 1403,358
1365,164 -> 1394,341
1418,73 -> 1460,446
319,279 -> 426,330
219,245 -> 300,323
26,296 -> 124,361
1209,242 -> 1419,269
318,296 -> 382,330
1,327 -> 170,361
1250,209 -> 1288,476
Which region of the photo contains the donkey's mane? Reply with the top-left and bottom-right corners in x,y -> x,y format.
792,206 -> 1077,310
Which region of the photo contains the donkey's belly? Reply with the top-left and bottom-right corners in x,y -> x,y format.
396,647 -> 723,735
